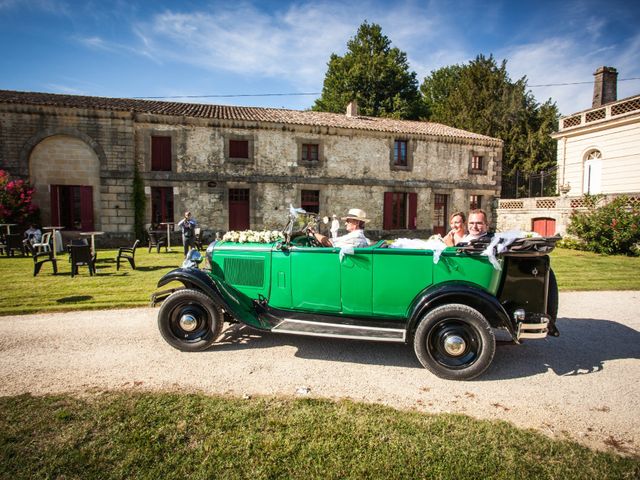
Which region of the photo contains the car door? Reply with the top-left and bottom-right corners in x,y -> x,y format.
289,246 -> 341,312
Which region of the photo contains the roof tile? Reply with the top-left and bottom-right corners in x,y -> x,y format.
0,89 -> 500,144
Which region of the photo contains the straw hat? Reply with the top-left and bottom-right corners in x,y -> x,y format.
341,208 -> 369,223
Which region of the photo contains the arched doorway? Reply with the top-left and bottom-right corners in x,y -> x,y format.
29,135 -> 101,231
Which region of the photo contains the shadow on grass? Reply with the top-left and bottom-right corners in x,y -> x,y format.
57,295 -> 94,303
136,266 -> 180,272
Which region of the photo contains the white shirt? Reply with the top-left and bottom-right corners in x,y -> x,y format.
332,229 -> 370,248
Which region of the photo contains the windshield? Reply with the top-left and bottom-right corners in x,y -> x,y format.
282,206 -> 320,241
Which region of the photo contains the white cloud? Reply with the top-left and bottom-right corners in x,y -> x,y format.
501,29 -> 640,116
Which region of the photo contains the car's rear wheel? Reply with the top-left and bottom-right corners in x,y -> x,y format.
158,288 -> 222,351
414,303 -> 495,380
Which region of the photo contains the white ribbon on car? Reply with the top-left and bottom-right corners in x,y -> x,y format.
389,238 -> 448,263
481,230 -> 533,269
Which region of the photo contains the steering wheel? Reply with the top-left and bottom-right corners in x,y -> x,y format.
306,231 -> 322,247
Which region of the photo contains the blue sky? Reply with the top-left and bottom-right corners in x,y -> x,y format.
1,0 -> 639,116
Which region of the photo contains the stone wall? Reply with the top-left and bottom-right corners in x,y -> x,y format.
1,103 -> 502,244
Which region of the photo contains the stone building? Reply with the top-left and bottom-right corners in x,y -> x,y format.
498,66 -> 640,236
0,90 -> 502,243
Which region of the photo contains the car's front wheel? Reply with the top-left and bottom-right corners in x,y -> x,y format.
157,289 -> 222,351
414,304 -> 495,380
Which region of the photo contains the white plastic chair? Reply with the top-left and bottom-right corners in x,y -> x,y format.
33,232 -> 51,253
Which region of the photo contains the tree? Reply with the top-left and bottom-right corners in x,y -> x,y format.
313,22 -> 424,119
0,170 -> 40,225
420,55 -> 559,195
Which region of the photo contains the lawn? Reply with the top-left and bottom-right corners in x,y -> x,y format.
0,247 -> 187,315
1,246 -> 639,316
2,247 -> 639,476
1,392 -> 638,479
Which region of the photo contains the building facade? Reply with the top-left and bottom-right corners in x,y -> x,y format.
0,90 -> 503,243
499,66 -> 640,235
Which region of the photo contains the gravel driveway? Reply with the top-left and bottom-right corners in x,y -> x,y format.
1,291 -> 638,456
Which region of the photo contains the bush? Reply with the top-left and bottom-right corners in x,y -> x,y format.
0,170 -> 40,225
567,194 -> 640,255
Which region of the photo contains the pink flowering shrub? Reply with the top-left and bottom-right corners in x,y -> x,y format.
0,170 -> 40,225
567,194 -> 640,255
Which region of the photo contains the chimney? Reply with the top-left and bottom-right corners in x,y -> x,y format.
346,100 -> 359,117
592,66 -> 618,108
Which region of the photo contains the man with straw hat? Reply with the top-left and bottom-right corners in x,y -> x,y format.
311,208 -> 370,248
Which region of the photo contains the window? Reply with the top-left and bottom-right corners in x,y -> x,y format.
151,187 -> 174,224
301,190 -> 320,213
470,195 -> 482,210
229,140 -> 249,159
151,136 -> 172,171
50,185 -> 94,231
394,140 -> 408,166
301,144 -> 319,162
471,155 -> 483,170
226,136 -> 254,162
298,140 -> 323,165
383,192 -> 417,230
433,194 -> 448,236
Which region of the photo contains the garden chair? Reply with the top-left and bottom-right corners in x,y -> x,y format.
147,230 -> 167,253
69,244 -> 96,277
32,232 -> 52,253
4,233 -> 25,256
25,242 -> 57,276
116,239 -> 140,270
194,227 -> 204,251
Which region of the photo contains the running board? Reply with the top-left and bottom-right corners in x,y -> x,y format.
272,318 -> 406,342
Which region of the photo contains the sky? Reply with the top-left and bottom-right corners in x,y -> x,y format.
1,0 -> 639,116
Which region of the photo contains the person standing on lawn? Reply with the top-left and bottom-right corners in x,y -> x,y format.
177,211 -> 197,256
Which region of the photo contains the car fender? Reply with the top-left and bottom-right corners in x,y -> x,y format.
156,268 -> 263,328
407,282 -> 515,340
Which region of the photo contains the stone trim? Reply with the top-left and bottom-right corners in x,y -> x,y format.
389,138 -> 414,171
224,133 -> 255,164
296,138 -> 325,167
468,150 -> 488,175
141,128 -> 178,173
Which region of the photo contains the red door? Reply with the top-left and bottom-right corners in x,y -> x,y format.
229,189 -> 250,230
50,185 -> 93,231
532,218 -> 556,236
433,194 -> 448,236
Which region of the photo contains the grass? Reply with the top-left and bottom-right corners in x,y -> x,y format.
1,246 -> 640,316
1,249 -> 639,476
550,248 -> 640,290
1,392 -> 638,480
0,247 -> 187,315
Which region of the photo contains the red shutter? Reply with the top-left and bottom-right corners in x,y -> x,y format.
50,185 -> 60,226
408,193 -> 417,230
80,186 -> 94,231
229,140 -> 249,158
383,192 -> 394,230
152,136 -> 171,171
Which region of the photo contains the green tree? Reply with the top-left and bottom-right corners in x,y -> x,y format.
313,22 -> 424,119
420,55 -> 559,195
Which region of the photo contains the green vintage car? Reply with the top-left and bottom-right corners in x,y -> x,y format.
153,211 -> 559,380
